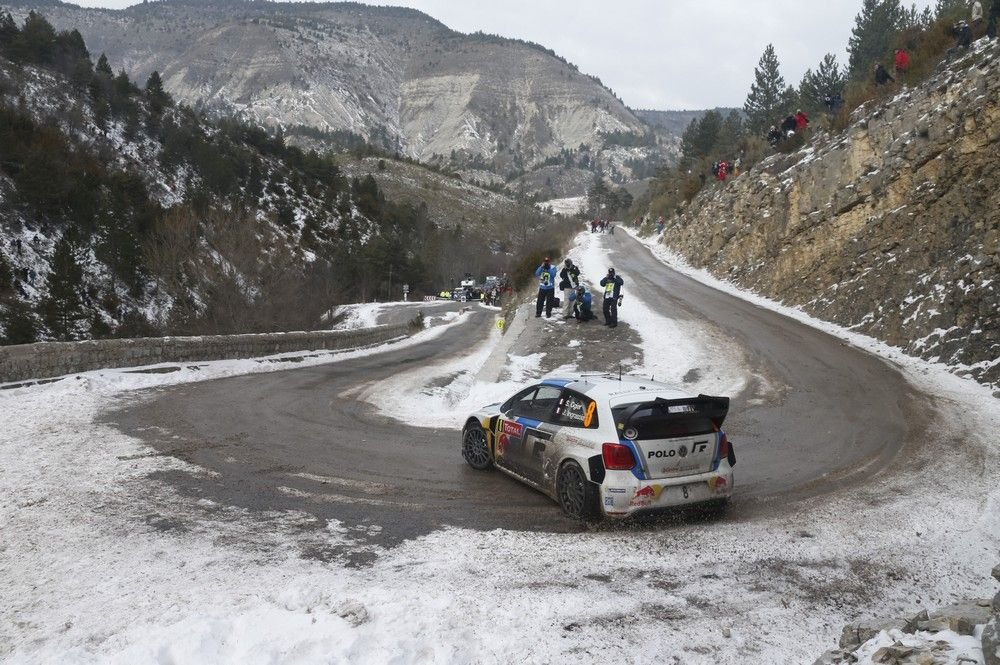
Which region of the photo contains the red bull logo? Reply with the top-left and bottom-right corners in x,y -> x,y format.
708,476 -> 728,493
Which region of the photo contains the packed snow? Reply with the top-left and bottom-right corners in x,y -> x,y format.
1,232 -> 998,664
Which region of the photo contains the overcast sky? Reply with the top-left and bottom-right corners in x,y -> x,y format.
67,0 -> 936,110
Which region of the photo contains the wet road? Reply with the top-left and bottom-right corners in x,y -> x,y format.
109,234 -> 929,553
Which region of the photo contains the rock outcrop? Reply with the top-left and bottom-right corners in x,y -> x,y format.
660,40 -> 1000,387
814,563 -> 1000,664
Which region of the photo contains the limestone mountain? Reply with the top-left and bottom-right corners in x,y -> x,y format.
0,13 -> 559,344
5,0 -> 675,195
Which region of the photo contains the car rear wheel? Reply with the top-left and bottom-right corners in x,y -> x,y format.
462,423 -> 492,470
556,461 -> 598,521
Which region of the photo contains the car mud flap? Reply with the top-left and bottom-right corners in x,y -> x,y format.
728,444 -> 736,467
588,455 -> 605,484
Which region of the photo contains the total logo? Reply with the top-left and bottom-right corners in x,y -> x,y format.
501,421 -> 524,438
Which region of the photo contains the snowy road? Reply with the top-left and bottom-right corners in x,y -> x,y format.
107,232 -> 926,548
2,232 -> 998,664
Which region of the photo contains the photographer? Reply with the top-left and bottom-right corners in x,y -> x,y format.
599,267 -> 624,328
558,259 -> 580,318
534,257 -> 558,318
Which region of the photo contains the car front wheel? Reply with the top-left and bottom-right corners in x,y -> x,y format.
556,461 -> 598,521
462,423 -> 493,470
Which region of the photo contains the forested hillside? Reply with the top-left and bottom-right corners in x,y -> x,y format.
0,11 -> 557,345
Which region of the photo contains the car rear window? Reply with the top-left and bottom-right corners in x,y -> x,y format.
612,403 -> 717,440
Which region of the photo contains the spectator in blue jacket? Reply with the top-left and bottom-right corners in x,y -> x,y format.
570,285 -> 595,322
534,257 -> 558,318
599,268 -> 624,328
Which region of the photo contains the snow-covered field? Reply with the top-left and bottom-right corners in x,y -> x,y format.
1,233 -> 998,664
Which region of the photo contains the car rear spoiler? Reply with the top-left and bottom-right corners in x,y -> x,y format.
617,395 -> 730,430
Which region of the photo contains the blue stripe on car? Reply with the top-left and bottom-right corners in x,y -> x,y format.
541,379 -> 572,388
619,438 -> 646,480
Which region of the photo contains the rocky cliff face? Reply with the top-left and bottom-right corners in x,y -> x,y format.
6,0 -> 672,191
660,40 -> 999,387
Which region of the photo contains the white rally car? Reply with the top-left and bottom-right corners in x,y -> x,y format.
461,374 -> 735,520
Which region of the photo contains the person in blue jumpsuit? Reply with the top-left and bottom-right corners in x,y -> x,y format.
570,285 -> 594,322
534,257 -> 557,318
599,267 -> 624,327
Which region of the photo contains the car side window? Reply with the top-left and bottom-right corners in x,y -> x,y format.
506,385 -> 562,421
552,390 -> 599,429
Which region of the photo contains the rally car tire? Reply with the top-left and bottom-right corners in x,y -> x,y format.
556,461 -> 599,521
462,422 -> 493,470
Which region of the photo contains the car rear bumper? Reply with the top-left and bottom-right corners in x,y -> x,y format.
598,462 -> 734,517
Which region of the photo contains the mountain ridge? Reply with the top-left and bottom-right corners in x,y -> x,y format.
3,0 -> 678,194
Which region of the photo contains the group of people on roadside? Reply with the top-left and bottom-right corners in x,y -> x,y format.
590,219 -> 613,234
534,258 -> 624,328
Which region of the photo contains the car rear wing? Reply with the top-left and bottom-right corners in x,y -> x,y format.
615,395 -> 730,434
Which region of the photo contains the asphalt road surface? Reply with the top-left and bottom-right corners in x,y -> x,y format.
109,234 -> 929,557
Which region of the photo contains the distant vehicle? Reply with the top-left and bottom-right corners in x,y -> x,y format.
451,273 -> 482,301
460,374 -> 735,520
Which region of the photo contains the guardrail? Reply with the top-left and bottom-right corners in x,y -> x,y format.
0,324 -> 411,385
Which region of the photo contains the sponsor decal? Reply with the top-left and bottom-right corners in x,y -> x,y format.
693,441 -> 709,454
708,476 -> 729,493
633,485 -> 664,500
604,497 -> 615,507
629,485 -> 663,508
668,404 -> 696,414
607,488 -> 627,494
648,449 -> 683,459
501,420 -> 524,438
498,433 -> 510,456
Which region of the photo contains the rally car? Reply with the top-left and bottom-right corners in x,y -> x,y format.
461,374 -> 735,520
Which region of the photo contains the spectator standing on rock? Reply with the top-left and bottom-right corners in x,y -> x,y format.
972,0 -> 984,35
559,259 -> 580,318
894,48 -> 910,81
767,124 -> 782,146
874,62 -> 895,86
781,114 -> 797,136
823,92 -> 844,117
599,268 -> 624,328
535,257 -> 557,318
953,19 -> 973,49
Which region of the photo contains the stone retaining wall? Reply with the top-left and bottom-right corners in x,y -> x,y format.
0,325 -> 411,384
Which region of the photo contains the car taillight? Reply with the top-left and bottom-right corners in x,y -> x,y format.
602,442 -> 636,470
718,432 -> 730,460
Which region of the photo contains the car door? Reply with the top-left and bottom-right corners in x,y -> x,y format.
497,384 -> 561,485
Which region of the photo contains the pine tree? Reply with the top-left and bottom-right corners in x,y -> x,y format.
42,232 -> 87,340
145,70 -> 172,114
680,111 -> 722,167
848,0 -> 905,79
935,0 -> 968,20
743,44 -> 792,135
799,54 -> 847,113
0,298 -> 39,345
95,52 -> 112,76
714,111 -> 744,158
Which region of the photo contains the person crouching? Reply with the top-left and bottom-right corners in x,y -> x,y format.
571,285 -> 594,322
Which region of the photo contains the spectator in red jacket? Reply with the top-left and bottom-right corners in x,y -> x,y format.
894,48 -> 910,80
794,109 -> 809,130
